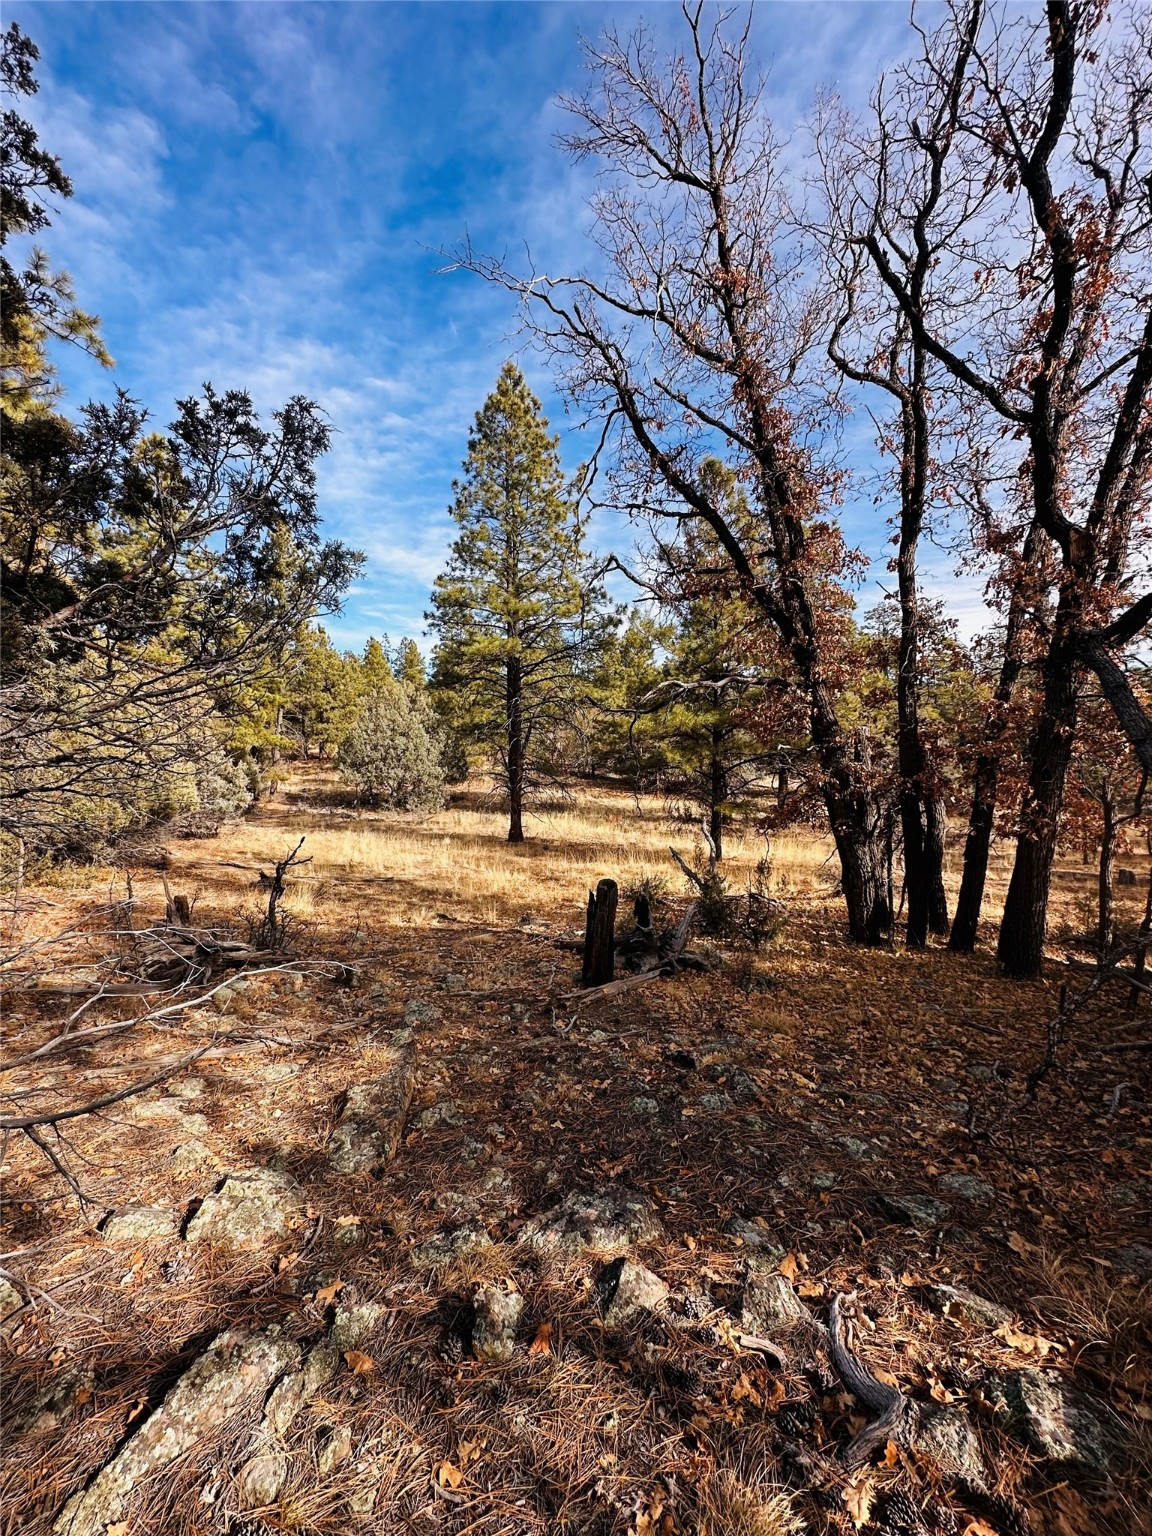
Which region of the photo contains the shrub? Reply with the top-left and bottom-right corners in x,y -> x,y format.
338,681 -> 447,811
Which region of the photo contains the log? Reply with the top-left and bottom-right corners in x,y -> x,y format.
581,879 -> 618,988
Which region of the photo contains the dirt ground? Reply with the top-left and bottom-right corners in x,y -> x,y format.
2,773 -> 1149,1536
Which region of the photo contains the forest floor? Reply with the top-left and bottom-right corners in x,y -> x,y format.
1,771 -> 1150,1536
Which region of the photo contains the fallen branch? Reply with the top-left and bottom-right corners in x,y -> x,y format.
827,1292 -> 907,1469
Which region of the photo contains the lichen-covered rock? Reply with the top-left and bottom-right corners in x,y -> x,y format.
937,1172 -> 995,1205
404,999 -> 440,1027
412,1219 -> 493,1270
517,1186 -> 663,1256
185,1169 -> 304,1250
741,1260 -> 810,1334
101,1205 -> 178,1243
472,1283 -> 522,1361
917,1403 -> 987,1486
0,1277 -> 24,1333
922,1283 -> 1012,1330
723,1216 -> 785,1258
318,1423 -> 352,1475
235,1448 -> 288,1510
985,1368 -> 1116,1474
873,1192 -> 951,1230
1108,1242 -> 1152,1279
328,1050 -> 414,1174
11,1365 -> 94,1436
55,1329 -> 299,1536
416,1099 -> 465,1129
598,1258 -> 669,1327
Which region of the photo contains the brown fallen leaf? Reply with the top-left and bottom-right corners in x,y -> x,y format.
528,1321 -> 553,1357
343,1349 -> 375,1375
1007,1231 -> 1040,1259
883,1439 -> 899,1467
315,1279 -> 345,1307
434,1458 -> 463,1490
778,1251 -> 800,1282
730,1372 -> 762,1407
994,1320 -> 1053,1356
962,1520 -> 1000,1536
843,1478 -> 874,1527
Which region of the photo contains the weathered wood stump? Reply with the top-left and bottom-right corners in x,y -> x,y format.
582,878 -> 618,987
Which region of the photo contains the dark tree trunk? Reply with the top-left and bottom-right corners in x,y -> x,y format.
819,728 -> 890,944
582,878 -> 618,986
901,791 -> 929,949
506,655 -> 524,844
926,797 -> 949,935
709,723 -> 725,862
996,634 -> 1079,978
1098,787 -> 1116,960
950,522 -> 1044,952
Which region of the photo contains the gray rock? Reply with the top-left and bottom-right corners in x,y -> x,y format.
922,1283 -> 1012,1330
412,1219 -> 493,1270
741,1260 -> 810,1333
833,1135 -> 876,1161
723,1216 -> 785,1258
185,1169 -> 305,1250
235,1449 -> 288,1510
168,1139 -> 216,1173
873,1192 -> 951,1230
403,999 -> 440,1027
1107,1243 -> 1152,1279
631,1096 -> 659,1116
917,1403 -> 986,1485
811,1171 -> 839,1192
416,1099 -> 465,1129
169,1076 -> 207,1100
1111,1179 -> 1151,1210
985,1369 -> 1115,1474
440,974 -> 468,993
697,1091 -> 733,1114
963,1061 -> 999,1082
328,1049 -> 414,1174
0,1277 -> 24,1333
598,1258 -> 669,1327
517,1186 -> 664,1256
101,1205 -> 178,1243
55,1329 -> 299,1536
472,1284 -> 523,1361
11,1365 -> 94,1436
317,1423 -> 352,1476
937,1173 -> 995,1205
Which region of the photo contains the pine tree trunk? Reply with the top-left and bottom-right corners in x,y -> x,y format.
506,655 -> 525,844
996,637 -> 1078,979
709,724 -> 725,862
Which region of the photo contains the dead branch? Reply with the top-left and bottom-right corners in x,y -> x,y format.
827,1292 -> 908,1469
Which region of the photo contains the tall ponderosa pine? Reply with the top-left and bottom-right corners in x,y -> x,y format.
428,362 -> 611,842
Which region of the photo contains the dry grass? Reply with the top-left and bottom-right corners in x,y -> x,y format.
2,767 -> 1150,1536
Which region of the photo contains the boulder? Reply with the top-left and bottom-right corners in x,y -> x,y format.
598,1257 -> 669,1327
1108,1242 -> 1152,1279
55,1329 -> 299,1536
985,1368 -> 1115,1474
517,1186 -> 664,1256
0,1277 -> 24,1333
185,1169 -> 304,1250
873,1192 -> 951,1230
101,1205 -> 178,1243
317,1423 -> 352,1475
403,999 -> 440,1027
328,1050 -> 414,1174
235,1449 -> 289,1510
10,1365 -> 95,1437
472,1284 -> 523,1362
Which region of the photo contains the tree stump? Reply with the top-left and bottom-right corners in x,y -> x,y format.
582,879 -> 619,987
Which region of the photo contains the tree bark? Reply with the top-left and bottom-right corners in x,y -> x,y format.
925,797 -> 949,935
1098,787 -> 1116,960
506,654 -> 524,844
582,878 -> 618,986
709,723 -> 725,862
996,634 -> 1079,978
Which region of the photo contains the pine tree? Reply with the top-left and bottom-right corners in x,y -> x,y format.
428,361 -> 613,842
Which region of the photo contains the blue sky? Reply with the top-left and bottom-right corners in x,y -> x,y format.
11,1 -> 979,651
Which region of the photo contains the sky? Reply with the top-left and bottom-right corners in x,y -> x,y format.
9,0 -> 984,652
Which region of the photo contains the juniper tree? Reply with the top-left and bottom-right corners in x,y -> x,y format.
428,362 -> 613,842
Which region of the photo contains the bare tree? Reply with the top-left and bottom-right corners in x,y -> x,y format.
454,3 -> 893,941
843,0 -> 1152,975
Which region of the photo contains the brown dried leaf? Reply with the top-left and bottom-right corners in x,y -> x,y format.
343,1349 -> 375,1375
528,1321 -> 553,1357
